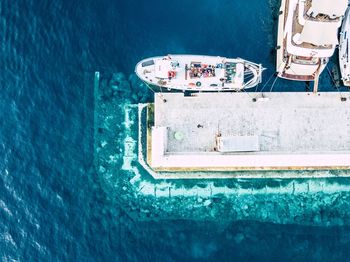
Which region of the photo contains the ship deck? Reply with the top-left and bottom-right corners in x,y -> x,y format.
148,92 -> 350,171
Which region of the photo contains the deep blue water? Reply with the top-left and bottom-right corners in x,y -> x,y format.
1,0 -> 350,261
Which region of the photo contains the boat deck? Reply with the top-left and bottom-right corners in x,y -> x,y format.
136,55 -> 262,91
169,61 -> 227,87
149,92 -> 350,171
292,0 -> 335,50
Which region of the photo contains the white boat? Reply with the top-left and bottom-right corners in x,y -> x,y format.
135,55 -> 263,91
339,7 -> 350,87
276,0 -> 347,82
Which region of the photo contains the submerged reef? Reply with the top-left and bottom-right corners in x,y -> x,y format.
94,71 -> 350,225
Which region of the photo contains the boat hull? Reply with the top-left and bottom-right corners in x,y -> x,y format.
276,0 -> 332,81
339,8 -> 350,87
135,55 -> 263,92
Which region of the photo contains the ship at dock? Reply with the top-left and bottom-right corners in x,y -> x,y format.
276,0 -> 347,82
135,55 -> 263,92
339,8 -> 350,87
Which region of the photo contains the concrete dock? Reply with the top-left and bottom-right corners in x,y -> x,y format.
148,92 -> 350,171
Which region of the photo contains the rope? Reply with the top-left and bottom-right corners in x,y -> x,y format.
144,82 -> 166,102
258,71 -> 275,92
326,65 -> 344,99
269,75 -> 279,92
241,87 -> 255,99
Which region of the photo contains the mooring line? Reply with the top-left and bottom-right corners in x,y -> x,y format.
326,65 -> 344,100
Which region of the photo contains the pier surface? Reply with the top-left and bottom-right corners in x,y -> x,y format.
149,92 -> 350,171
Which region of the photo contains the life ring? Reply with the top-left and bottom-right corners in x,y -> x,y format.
196,81 -> 201,87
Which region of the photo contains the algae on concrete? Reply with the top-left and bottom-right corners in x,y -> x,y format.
94,71 -> 350,225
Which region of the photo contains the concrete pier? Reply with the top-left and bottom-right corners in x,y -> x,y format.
148,92 -> 350,172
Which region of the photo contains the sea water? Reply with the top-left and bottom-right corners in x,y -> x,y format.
1,0 -> 350,261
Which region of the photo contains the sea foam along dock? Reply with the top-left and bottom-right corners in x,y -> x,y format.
145,92 -> 350,174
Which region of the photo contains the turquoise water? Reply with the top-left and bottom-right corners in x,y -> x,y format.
2,0 -> 350,261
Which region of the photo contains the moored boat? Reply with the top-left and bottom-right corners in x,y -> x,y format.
276,0 -> 347,82
135,55 -> 263,91
339,7 -> 350,87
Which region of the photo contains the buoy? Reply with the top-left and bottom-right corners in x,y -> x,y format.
196,81 -> 201,87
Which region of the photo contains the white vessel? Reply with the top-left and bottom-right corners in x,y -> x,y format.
339,8 -> 350,87
276,0 -> 347,82
135,55 -> 263,91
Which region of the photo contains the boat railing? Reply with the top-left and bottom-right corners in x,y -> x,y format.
243,63 -> 263,89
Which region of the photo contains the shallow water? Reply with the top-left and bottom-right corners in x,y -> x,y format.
1,0 -> 350,261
